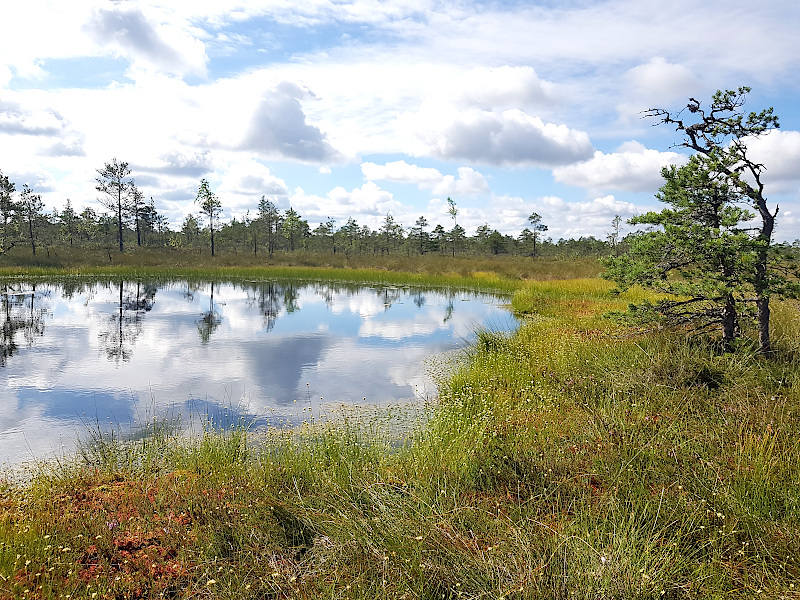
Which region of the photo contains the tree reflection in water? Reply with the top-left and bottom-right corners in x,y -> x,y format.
246,282 -> 282,331
98,280 -> 157,362
2,278 -> 477,367
443,291 -> 455,323
197,281 -> 222,344
378,286 -> 401,311
1,284 -> 49,367
280,284 -> 298,314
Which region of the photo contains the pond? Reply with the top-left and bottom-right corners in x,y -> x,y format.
1,277 -> 516,468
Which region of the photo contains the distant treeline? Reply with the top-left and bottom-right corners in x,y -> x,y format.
5,164 -> 796,261
0,165 -> 633,260
0,194 -> 622,259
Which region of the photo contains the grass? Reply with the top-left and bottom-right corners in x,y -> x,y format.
0,246 -> 603,282
0,248 -> 603,300
1,262 -> 799,598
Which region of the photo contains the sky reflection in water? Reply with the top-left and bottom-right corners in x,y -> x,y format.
1,278 -> 515,467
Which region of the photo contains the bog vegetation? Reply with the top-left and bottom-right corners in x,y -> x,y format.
1,265 -> 799,599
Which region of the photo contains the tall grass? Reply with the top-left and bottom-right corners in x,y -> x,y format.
1,275 -> 799,598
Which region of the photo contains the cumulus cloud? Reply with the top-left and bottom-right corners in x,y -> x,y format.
444,167 -> 489,196
39,138 -> 86,158
455,66 -> 558,111
1,0 -> 798,242
243,82 -> 342,163
0,3 -> 95,82
625,57 -> 699,103
290,182 -> 402,226
744,129 -> 800,195
422,108 -> 594,167
537,194 -> 639,239
362,161 -> 441,187
421,193 -> 639,239
553,141 -> 687,194
361,160 -> 489,196
7,168 -> 58,194
84,5 -> 208,77
149,151 -> 215,179
617,57 -> 701,123
216,160 -> 289,215
0,99 -> 67,137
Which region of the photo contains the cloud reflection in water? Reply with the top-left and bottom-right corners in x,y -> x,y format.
1,278 -> 515,467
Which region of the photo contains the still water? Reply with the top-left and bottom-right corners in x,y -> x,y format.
1,278 -> 515,467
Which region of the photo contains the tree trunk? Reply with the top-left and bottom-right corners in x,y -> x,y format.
28,219 -> 36,255
753,194 -> 775,354
117,196 -> 124,252
721,293 -> 737,351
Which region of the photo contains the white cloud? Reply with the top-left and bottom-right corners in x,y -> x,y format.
277,60 -> 567,160
216,160 -> 289,216
243,82 -> 342,162
83,4 -> 208,78
289,182 -> 402,227
625,57 -> 699,103
362,160 -> 441,187
413,0 -> 800,82
208,31 -> 254,57
553,141 -> 687,194
538,195 -> 639,239
6,167 -> 59,194
744,129 -> 800,195
615,57 -> 700,124
412,107 -> 594,167
40,137 -> 86,158
2,2 -> 210,82
0,2 -> 96,81
148,150 -> 214,179
454,66 -> 558,111
361,160 -> 489,196
446,167 -> 489,196
166,0 -> 432,29
408,192 -> 640,240
0,96 -> 69,137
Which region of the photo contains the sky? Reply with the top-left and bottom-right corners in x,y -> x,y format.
1,0 -> 799,242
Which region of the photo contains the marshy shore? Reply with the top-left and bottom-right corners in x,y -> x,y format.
1,257 -> 799,599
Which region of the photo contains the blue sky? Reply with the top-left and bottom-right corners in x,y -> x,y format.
1,0 -> 799,241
